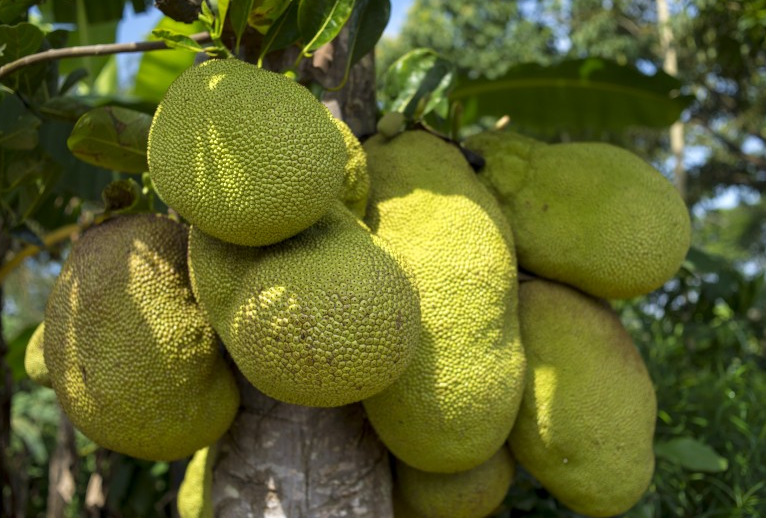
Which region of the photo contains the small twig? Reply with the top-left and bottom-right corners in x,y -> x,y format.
0,31 -> 212,80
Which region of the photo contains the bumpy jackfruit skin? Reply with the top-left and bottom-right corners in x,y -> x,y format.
24,322 -> 50,388
188,202 -> 421,408
510,279 -> 656,517
333,117 -> 370,218
147,58 -> 346,247
44,214 -> 239,462
396,445 -> 515,518
361,130 -> 526,473
177,445 -> 216,518
464,130 -> 691,299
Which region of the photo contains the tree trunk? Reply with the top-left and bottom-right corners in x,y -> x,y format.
210,27 -> 391,518
46,409 -> 78,518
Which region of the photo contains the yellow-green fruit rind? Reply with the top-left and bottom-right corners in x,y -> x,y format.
44,214 -> 239,462
177,445 -> 216,518
396,446 -> 515,518
147,58 -> 346,247
24,322 -> 50,387
188,203 -> 421,408
333,117 -> 370,218
510,279 -> 656,517
362,130 -> 526,473
464,130 -> 691,299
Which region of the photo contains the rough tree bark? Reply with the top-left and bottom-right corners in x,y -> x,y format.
210,26 -> 391,518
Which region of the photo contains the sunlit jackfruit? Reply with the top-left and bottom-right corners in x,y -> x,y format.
188,202 -> 420,408
362,130 -> 526,473
147,58 -> 346,246
464,130 -> 691,299
24,322 -> 50,387
44,214 -> 239,461
395,445 -> 515,518
333,117 -> 370,218
510,279 -> 656,517
177,445 -> 216,518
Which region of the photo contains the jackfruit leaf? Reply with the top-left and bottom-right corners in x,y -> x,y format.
2,152 -> 61,225
229,0 -> 256,49
654,437 -> 729,473
43,0 -> 126,24
58,68 -> 90,95
257,0 -> 300,64
0,0 -> 38,24
0,22 -> 46,94
6,325 -> 36,382
451,58 -> 693,132
339,0 -> 390,83
682,247 -> 731,276
151,29 -> 205,53
382,48 -> 456,120
297,0 -> 354,54
133,18 -> 204,104
102,179 -> 141,213
67,106 -> 151,174
0,94 -> 41,150
246,0 -> 292,34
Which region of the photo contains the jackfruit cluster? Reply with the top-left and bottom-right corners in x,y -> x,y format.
30,57 -> 691,517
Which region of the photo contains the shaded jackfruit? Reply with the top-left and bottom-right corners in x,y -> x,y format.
464,130 -> 691,299
147,58 -> 346,247
188,202 -> 420,407
24,322 -> 50,388
510,279 -> 656,517
333,117 -> 370,218
396,445 -> 515,518
362,130 -> 526,473
44,214 -> 239,461
177,445 -> 216,518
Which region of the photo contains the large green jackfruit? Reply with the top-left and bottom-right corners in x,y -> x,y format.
395,445 -> 515,518
510,279 -> 656,517
188,202 -> 421,407
24,322 -> 50,387
362,130 -> 526,473
147,58 -> 346,247
333,117 -> 370,218
177,445 -> 216,518
44,214 -> 239,461
464,130 -> 691,299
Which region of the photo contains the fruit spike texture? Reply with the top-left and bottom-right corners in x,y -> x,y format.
395,445 -> 515,518
464,130 -> 691,300
333,117 -> 370,218
44,214 -> 239,462
24,322 -> 50,387
510,279 -> 656,517
147,58 -> 346,247
177,445 -> 215,518
188,202 -> 421,408
362,130 -> 526,473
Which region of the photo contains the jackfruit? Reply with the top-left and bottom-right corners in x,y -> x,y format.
44,214 -> 239,461
177,445 -> 216,518
24,322 -> 50,387
464,130 -> 691,299
147,58 -> 346,247
395,445 -> 515,518
333,117 -> 370,218
188,202 -> 420,407
510,279 -> 656,517
362,130 -> 526,473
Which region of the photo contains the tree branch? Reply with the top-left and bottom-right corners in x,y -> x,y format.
0,32 -> 212,80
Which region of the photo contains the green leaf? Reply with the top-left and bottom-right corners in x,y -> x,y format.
451,58 -> 694,132
151,29 -> 206,53
654,437 -> 729,473
297,0 -> 355,54
1,151 -> 61,224
58,68 -> 90,96
67,106 -> 151,174
247,0 -> 292,34
338,0 -> 389,84
382,48 -> 456,120
0,0 -> 38,24
0,22 -> 46,93
45,0 -> 124,24
133,17 -> 204,104
6,324 -> 36,382
0,94 -> 41,150
39,95 -> 93,122
229,0 -> 256,50
257,0 -> 300,64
